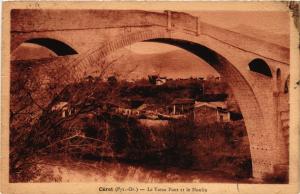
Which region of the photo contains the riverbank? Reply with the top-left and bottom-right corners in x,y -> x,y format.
20,155 -> 254,183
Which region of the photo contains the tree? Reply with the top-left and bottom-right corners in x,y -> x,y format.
9,48 -> 144,181
148,75 -> 158,85
206,74 -> 215,82
107,76 -> 117,86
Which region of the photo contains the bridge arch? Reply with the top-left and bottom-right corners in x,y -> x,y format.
248,58 -> 273,78
66,29 -> 277,178
284,74 -> 290,94
276,68 -> 282,92
13,38 -> 78,56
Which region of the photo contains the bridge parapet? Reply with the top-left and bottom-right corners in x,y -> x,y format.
166,10 -> 198,32
11,9 -> 289,65
11,10 -> 167,32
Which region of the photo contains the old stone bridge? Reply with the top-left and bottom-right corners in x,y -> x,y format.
11,10 -> 290,179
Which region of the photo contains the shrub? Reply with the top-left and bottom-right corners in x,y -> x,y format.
263,170 -> 288,183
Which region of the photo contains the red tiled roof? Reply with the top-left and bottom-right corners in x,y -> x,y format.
171,98 -> 195,105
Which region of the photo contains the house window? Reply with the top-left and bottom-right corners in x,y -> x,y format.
220,115 -> 223,122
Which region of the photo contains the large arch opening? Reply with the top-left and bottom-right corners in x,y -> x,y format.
143,38 -> 254,176
25,38 -> 78,56
127,40 -> 252,176
12,38 -> 78,60
40,37 -> 266,180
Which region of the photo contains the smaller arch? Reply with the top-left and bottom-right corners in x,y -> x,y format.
276,68 -> 282,92
25,38 -> 78,56
276,68 -> 281,80
248,58 -> 272,77
284,75 -> 290,94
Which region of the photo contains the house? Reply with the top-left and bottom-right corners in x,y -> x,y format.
169,98 -> 195,115
148,75 -> 167,85
114,104 -> 143,117
132,103 -> 148,117
115,107 -> 132,116
51,101 -> 75,118
215,77 -> 221,82
84,75 -> 95,83
193,101 -> 230,125
156,76 -> 167,85
135,104 -> 162,119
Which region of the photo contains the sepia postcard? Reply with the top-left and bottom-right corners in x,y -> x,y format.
1,1 -> 299,194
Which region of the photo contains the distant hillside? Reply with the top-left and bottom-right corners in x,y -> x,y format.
12,43 -> 57,60
104,48 -> 219,81
51,77 -> 241,115
12,45 -> 220,81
